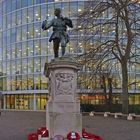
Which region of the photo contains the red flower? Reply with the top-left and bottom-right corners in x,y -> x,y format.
36,127 -> 49,137
41,130 -> 49,137
67,132 -> 80,140
28,133 -> 38,140
82,128 -> 103,140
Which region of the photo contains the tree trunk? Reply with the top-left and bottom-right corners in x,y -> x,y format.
108,77 -> 112,112
121,61 -> 129,114
102,75 -> 108,106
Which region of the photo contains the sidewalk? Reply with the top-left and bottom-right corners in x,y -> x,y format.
0,111 -> 139,140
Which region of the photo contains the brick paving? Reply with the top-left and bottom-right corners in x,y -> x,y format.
0,111 -> 140,140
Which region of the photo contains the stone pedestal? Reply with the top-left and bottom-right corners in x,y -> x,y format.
44,57 -> 82,139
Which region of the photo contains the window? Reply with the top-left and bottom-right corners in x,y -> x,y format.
22,0 -> 28,8
17,0 -> 21,9
34,74 -> 41,89
22,25 -> 27,41
22,8 -> 27,24
70,2 -> 78,17
11,60 -> 16,75
27,24 -> 34,39
6,0 -> 11,13
41,75 -> 48,89
0,15 -> 2,31
34,22 -> 41,38
16,59 -> 21,74
47,41 -> 53,55
11,77 -> 16,91
62,2 -> 70,17
16,43 -> 22,58
16,10 -> 22,25
7,30 -> 10,45
16,26 -> 22,41
7,76 -> 11,91
28,0 -> 34,6
34,57 -> 41,73
7,61 -> 11,75
48,4 -> 54,20
2,45 -> 6,60
11,28 -> 16,43
41,56 -> 47,73
6,46 -> 11,60
12,0 -> 16,11
6,95 -> 15,109
2,15 -> 6,30
28,75 -> 34,89
28,40 -> 34,56
34,40 -> 41,55
36,94 -> 47,110
15,95 -> 24,109
2,76 -> 7,91
28,58 -> 34,73
0,42 -> 2,60
34,0 -> 41,4
41,39 -> 47,55
41,4 -> 47,21
2,1 -> 6,14
34,6 -> 41,21
27,7 -> 34,23
12,12 -> 16,27
22,75 -> 27,90
11,44 -> 16,59
28,95 -> 34,110
22,58 -> 27,74
22,42 -> 27,57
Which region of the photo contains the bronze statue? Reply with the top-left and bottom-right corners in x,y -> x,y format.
42,8 -> 73,58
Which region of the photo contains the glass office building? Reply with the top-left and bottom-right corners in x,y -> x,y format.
0,0 -> 140,111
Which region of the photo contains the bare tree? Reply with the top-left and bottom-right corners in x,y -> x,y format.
76,0 -> 140,113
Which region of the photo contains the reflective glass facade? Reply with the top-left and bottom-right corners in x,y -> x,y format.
0,0 -> 140,111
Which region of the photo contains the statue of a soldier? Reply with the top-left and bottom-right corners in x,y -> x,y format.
42,8 -> 73,58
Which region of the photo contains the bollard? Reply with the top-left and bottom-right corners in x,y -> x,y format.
127,114 -> 134,120
104,112 -> 109,117
89,111 -> 94,116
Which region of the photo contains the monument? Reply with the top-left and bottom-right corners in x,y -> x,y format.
28,7 -> 102,140
43,8 -> 82,139
44,57 -> 82,139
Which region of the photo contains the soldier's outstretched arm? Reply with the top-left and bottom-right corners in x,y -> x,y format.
42,19 -> 53,30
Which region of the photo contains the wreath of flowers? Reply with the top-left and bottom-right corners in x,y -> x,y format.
67,131 -> 80,140
28,127 -> 103,140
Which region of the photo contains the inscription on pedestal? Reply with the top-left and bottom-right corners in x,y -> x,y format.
55,73 -> 74,95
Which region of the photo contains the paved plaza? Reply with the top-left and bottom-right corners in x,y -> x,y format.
0,111 -> 140,140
